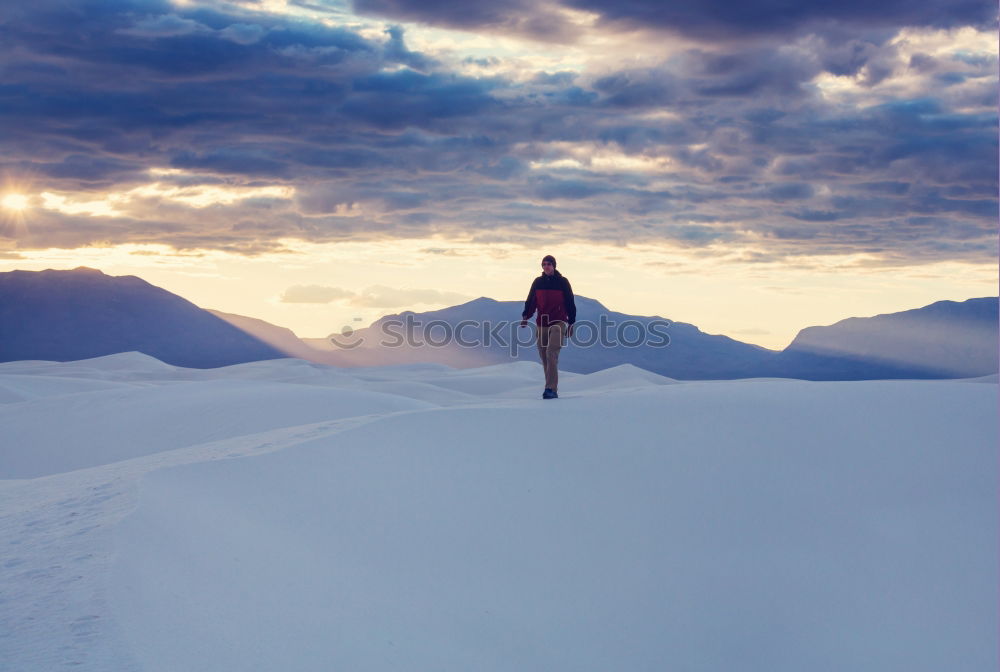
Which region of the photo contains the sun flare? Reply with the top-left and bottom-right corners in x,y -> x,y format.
2,193 -> 29,211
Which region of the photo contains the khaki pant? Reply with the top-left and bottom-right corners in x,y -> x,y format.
536,320 -> 567,392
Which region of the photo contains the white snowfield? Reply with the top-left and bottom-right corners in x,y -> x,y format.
0,352 -> 996,671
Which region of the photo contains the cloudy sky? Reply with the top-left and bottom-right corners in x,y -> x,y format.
0,0 -> 996,348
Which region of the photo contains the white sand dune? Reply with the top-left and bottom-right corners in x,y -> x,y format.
0,351 -> 178,379
562,362 -> 678,392
0,355 -> 995,671
0,378 -> 433,479
0,374 -> 134,403
963,373 -> 999,383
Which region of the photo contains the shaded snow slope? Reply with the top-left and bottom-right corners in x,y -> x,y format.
0,356 -> 995,671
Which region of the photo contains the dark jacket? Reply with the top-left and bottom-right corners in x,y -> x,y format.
522,270 -> 576,327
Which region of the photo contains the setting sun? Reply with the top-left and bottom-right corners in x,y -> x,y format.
2,193 -> 29,211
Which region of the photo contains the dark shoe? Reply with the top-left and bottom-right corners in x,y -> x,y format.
542,388 -> 556,399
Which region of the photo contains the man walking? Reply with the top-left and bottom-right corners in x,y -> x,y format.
520,254 -> 576,399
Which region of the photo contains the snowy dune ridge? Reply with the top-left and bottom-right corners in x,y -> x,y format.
0,352 -> 996,671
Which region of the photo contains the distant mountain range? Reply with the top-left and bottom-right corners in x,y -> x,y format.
2,267 -> 996,379
0,267 -> 284,368
284,296 -> 777,379
778,297 -> 999,379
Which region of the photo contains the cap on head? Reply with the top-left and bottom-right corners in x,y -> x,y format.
542,254 -> 556,268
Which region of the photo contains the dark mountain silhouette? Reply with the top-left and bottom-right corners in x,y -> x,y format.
0,267 -> 287,368
310,295 -> 997,379
320,296 -> 778,379
772,298 -> 999,380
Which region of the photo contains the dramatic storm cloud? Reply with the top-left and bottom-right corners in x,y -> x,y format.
355,0 -> 997,38
0,0 -> 996,266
